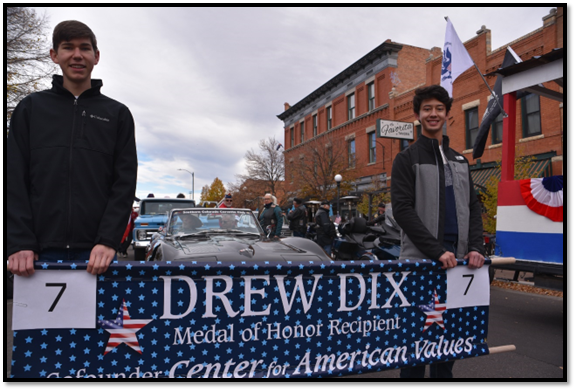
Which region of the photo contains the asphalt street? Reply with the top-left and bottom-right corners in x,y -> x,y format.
5,246 -> 565,380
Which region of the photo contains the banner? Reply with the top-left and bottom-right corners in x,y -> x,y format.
10,259 -> 491,379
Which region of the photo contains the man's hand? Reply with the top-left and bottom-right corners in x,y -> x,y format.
464,251 -> 485,269
87,244 -> 116,275
438,251 -> 457,269
8,250 -> 38,277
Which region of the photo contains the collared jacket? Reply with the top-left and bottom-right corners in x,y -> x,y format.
286,204 -> 307,233
314,208 -> 336,246
259,204 -> 283,237
391,135 -> 484,260
7,75 -> 138,256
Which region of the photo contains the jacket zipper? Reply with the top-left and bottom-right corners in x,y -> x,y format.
433,139 -> 441,241
81,110 -> 87,139
67,99 -> 78,249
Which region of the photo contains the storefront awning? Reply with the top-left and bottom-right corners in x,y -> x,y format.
471,156 -> 553,193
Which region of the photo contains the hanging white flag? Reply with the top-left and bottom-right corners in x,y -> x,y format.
441,17 -> 474,97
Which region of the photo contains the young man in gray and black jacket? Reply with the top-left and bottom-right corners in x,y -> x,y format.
391,85 -> 485,379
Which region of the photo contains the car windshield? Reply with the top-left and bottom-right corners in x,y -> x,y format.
168,209 -> 262,237
140,200 -> 196,215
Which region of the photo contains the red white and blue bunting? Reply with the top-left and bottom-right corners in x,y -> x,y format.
520,175 -> 563,222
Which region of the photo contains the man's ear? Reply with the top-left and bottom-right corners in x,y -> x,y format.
49,48 -> 59,64
94,50 -> 100,66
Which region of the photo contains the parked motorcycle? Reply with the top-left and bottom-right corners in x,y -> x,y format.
333,215 -> 401,261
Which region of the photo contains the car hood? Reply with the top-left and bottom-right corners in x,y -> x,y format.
171,236 -> 324,262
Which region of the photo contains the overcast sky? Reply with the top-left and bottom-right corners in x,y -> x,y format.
34,5 -> 557,201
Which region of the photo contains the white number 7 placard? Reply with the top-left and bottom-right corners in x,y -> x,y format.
12,270 -> 97,330
446,265 -> 490,309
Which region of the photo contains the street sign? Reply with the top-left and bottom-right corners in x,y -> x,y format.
377,119 -> 414,140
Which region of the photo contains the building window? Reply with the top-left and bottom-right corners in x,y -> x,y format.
347,93 -> 356,120
465,107 -> 479,149
290,128 -> 294,147
326,106 -> 332,130
521,93 -> 541,137
368,132 -> 376,163
348,139 -> 356,168
367,82 -> 375,111
491,112 -> 504,144
300,122 -> 304,144
312,114 -> 317,137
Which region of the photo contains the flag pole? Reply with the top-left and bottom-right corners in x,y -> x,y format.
473,62 -> 508,118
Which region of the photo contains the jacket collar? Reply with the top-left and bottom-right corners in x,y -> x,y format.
417,134 -> 451,154
51,75 -> 103,98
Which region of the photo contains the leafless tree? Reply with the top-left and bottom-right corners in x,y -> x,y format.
238,137 -> 284,196
7,7 -> 56,123
290,136 -> 353,200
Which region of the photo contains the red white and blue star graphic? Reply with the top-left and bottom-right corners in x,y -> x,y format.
418,290 -> 447,332
97,299 -> 152,355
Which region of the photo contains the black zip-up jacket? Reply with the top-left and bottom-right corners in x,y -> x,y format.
391,135 -> 484,260
7,75 -> 137,256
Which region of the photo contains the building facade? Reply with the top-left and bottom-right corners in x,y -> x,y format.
278,7 -> 563,201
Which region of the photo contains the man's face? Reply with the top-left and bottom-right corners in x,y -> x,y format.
378,207 -> 385,215
415,98 -> 447,136
224,198 -> 233,206
50,37 -> 99,86
264,196 -> 272,205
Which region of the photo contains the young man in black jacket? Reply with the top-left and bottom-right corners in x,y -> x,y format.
391,85 -> 485,378
7,20 -> 137,277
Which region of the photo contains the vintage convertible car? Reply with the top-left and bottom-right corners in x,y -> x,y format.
145,208 -> 331,263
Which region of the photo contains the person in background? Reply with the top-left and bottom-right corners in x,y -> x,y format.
367,202 -> 387,227
286,197 -> 307,237
147,193 -> 155,198
259,193 -> 282,239
315,201 -> 336,256
219,194 -> 233,208
177,193 -> 186,199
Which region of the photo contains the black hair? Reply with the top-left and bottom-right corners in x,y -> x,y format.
413,85 -> 453,114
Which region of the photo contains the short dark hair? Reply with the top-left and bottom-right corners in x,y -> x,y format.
413,85 -> 452,114
293,197 -> 303,205
53,20 -> 98,52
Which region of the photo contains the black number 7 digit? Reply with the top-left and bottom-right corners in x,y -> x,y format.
46,283 -> 67,312
462,274 -> 474,295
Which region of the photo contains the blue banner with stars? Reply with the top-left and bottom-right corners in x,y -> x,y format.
10,259 -> 490,378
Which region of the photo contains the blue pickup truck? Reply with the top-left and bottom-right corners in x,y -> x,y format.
132,198 -> 196,260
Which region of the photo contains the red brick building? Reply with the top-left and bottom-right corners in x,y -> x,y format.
278,7 -> 563,203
